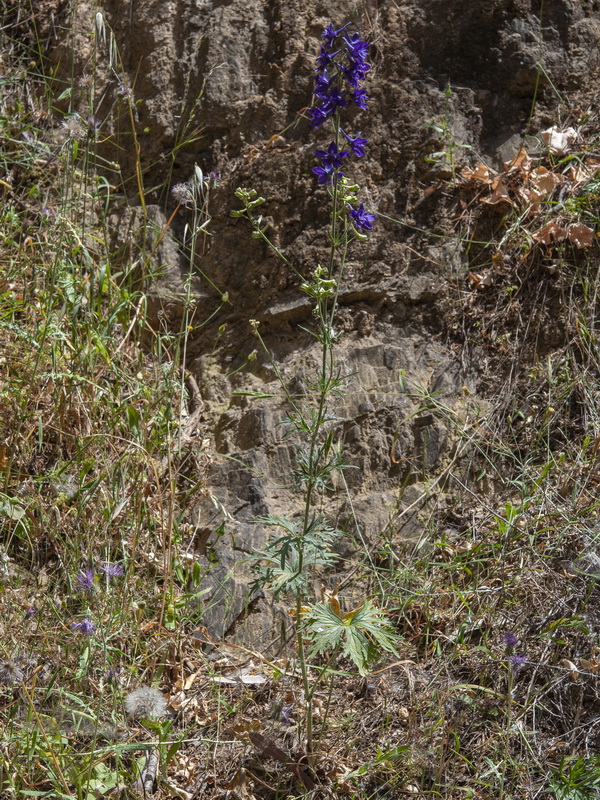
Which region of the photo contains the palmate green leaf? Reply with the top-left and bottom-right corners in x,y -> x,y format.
247,514 -> 342,597
303,598 -> 399,676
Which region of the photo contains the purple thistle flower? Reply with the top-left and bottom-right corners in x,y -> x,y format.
100,562 -> 125,579
171,182 -> 194,208
75,568 -> 95,593
341,129 -> 368,157
349,203 -> 377,231
510,653 -> 527,673
86,115 -> 101,133
503,632 -> 519,649
72,618 -> 95,637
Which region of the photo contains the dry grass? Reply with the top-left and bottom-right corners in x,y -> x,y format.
1,4 -> 600,800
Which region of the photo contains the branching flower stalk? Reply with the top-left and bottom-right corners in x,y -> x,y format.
233,22 -> 396,761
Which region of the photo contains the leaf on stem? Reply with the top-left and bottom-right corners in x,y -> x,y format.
303,597 -> 399,676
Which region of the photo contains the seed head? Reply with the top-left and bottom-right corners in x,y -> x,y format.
171,182 -> 195,208
0,660 -> 24,684
61,115 -> 85,141
124,686 -> 167,720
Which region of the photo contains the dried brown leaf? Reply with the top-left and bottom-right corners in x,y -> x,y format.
559,658 -> 580,681
566,222 -> 594,248
481,174 -> 513,206
529,167 -> 565,199
541,126 -> 578,156
533,222 -> 567,245
569,163 -> 592,187
461,163 -> 493,184
468,272 -> 493,289
504,148 -> 532,174
579,658 -> 600,673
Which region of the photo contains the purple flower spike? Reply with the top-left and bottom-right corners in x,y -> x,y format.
503,632 -> 519,649
316,45 -> 340,70
349,203 -> 377,231
308,22 -> 371,125
72,618 -> 95,637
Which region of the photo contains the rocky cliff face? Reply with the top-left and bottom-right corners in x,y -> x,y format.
53,0 -> 600,643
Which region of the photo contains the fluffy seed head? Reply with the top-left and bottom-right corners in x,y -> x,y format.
0,660 -> 24,683
124,686 -> 167,720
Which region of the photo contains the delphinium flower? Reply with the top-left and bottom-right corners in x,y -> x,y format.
341,129 -> 368,156
349,203 -> 377,231
124,686 -> 167,720
312,141 -> 350,185
75,568 -> 95,593
72,618 -> 95,636
308,22 -> 376,234
503,632 -> 519,649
